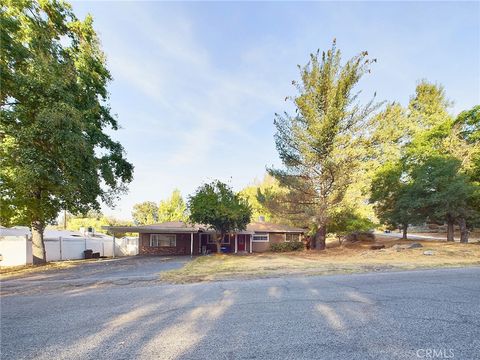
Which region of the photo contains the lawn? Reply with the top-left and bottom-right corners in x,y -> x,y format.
160,237 -> 480,283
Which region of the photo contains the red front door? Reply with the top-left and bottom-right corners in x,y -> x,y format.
238,236 -> 245,251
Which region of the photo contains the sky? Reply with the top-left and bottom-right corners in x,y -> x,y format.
71,1 -> 480,220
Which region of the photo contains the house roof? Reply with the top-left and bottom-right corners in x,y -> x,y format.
246,222 -> 306,233
103,221 -> 305,234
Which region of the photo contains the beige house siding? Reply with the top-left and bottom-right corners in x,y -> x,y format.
252,232 -> 302,252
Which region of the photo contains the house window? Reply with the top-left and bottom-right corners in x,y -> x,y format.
222,234 -> 232,245
285,233 -> 300,242
252,232 -> 269,242
150,234 -> 176,247
206,234 -> 215,244
207,234 -> 232,244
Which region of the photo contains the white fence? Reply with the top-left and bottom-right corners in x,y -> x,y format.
44,236 -> 114,262
0,236 -> 32,267
0,232 -> 138,267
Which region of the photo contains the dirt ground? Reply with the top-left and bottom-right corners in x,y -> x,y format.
161,236 -> 480,283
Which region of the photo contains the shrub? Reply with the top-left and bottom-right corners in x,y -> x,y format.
270,241 -> 304,252
345,231 -> 376,242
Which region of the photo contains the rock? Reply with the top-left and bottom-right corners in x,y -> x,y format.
392,244 -> 405,251
423,250 -> 435,256
408,242 -> 423,249
370,244 -> 385,250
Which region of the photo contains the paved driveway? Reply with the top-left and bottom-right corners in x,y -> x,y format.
1,267 -> 479,360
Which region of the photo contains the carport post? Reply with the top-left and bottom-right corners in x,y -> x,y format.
250,235 -> 252,253
190,232 -> 194,257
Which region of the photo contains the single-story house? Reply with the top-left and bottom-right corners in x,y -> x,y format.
103,221 -> 306,256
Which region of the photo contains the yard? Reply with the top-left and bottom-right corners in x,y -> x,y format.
161,237 -> 480,283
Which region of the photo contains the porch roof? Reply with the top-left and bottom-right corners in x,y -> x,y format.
102,221 -> 201,234
246,221 -> 306,233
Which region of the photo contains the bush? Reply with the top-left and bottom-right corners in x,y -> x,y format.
270,241 -> 304,252
345,231 -> 376,243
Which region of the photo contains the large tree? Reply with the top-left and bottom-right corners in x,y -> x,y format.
370,162 -> 421,239
132,201 -> 158,225
158,189 -> 188,223
189,180 -> 252,253
268,41 -> 380,249
404,90 -> 478,240
0,1 -> 133,264
408,156 -> 479,243
239,174 -> 286,224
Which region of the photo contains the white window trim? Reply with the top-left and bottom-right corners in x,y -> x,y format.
285,233 -> 301,242
222,234 -> 231,245
252,232 -> 269,242
150,234 -> 176,247
206,233 -> 232,244
206,234 -> 215,244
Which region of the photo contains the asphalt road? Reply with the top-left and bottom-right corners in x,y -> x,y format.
377,231 -> 480,243
1,266 -> 479,360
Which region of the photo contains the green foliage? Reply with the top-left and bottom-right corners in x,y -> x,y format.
328,208 -> 376,237
64,212 -> 132,237
270,241 -> 304,252
132,201 -> 159,225
455,105 -> 480,144
158,189 -> 188,223
267,40 -> 380,247
368,103 -> 413,166
408,156 -> 479,225
0,1 -> 133,262
408,81 -> 452,129
369,80 -> 480,241
189,180 -> 252,249
239,174 -> 284,223
370,161 -> 421,230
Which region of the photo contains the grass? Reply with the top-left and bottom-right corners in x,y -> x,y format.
160,236 -> 480,283
0,259 -> 88,280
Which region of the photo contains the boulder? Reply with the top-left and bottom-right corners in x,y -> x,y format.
423,250 -> 435,256
408,242 -> 423,249
370,244 -> 386,250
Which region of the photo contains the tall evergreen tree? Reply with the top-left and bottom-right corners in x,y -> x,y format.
408,157 -> 479,243
268,41 -> 379,249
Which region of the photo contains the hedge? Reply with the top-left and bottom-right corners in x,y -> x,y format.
270,241 -> 304,252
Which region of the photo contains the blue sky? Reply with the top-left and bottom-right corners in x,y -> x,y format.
71,1 -> 479,220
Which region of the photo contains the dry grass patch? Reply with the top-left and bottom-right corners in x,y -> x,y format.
161,239 -> 480,283
1,260 -> 86,280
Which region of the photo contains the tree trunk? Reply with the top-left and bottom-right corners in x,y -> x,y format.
446,215 -> 455,242
402,224 -> 408,240
313,225 -> 326,250
31,221 -> 46,265
458,218 -> 469,244
216,232 -> 224,254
